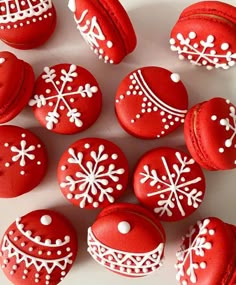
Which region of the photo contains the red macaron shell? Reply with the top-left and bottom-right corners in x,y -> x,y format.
133,147 -> 206,222
184,97 -> 236,170
0,209 -> 78,285
57,138 -> 129,209
175,217 -> 236,285
0,1 -> 57,49
29,64 -> 102,134
0,51 -> 35,123
0,125 -> 48,198
68,0 -> 137,64
170,1 -> 236,70
115,67 -> 188,139
87,203 -> 165,277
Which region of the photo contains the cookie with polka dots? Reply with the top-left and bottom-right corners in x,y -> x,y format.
68,0 -> 137,64
0,125 -> 48,198
0,0 -> 57,49
87,202 -> 166,277
115,66 -> 188,139
29,64 -> 102,134
57,138 -> 129,209
0,209 -> 78,285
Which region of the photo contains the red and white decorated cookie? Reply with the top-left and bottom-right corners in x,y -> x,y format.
0,209 -> 78,285
115,67 -> 188,139
87,203 -> 166,277
0,0 -> 57,49
133,147 -> 206,222
170,1 -> 236,70
68,0 -> 137,64
57,138 -> 129,209
29,64 -> 102,134
0,125 -> 48,198
175,217 -> 236,285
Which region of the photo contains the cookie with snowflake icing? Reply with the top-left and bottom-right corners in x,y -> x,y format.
175,217 -> 236,285
170,1 -> 236,70
0,209 -> 78,285
57,138 -> 129,208
115,67 -> 188,139
0,0 -> 57,49
87,202 -> 165,277
29,64 -> 102,134
0,125 -> 47,198
68,0 -> 136,64
184,97 -> 236,170
133,147 -> 205,222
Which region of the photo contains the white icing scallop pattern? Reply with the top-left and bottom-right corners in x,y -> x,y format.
74,9 -> 114,64
60,143 -> 125,208
87,227 -> 164,277
170,32 -> 236,70
116,69 -> 187,138
175,219 -> 215,284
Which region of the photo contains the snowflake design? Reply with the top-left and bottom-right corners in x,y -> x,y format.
170,32 -> 236,70
29,64 -> 98,130
11,140 -> 36,167
175,219 -> 215,284
140,152 -> 203,217
60,144 -> 125,208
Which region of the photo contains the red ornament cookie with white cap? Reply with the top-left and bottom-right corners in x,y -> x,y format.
57,138 -> 129,209
87,203 -> 166,277
29,64 -> 102,134
133,147 -> 206,222
175,217 -> 236,285
0,0 -> 57,49
115,66 -> 188,139
0,125 -> 47,198
0,209 -> 78,285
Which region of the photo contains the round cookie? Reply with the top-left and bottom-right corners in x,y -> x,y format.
0,51 -> 35,123
57,138 -> 129,208
29,64 -> 102,134
0,209 -> 78,285
68,0 -> 137,64
87,202 -> 166,277
133,147 -> 206,222
0,125 -> 48,198
115,67 -> 188,139
0,0 -> 57,49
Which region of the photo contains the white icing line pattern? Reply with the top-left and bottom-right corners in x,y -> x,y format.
74,9 -> 114,64
87,227 -> 164,277
175,219 -> 215,284
29,64 -> 99,130
116,69 -> 187,138
60,144 -> 125,208
170,32 -> 236,70
140,152 -> 203,217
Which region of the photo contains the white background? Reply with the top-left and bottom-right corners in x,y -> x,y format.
0,0 -> 235,284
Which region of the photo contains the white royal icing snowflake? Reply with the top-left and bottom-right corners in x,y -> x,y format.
29,64 -> 98,130
60,144 -> 125,208
170,32 -> 236,70
175,219 -> 215,284
140,152 -> 203,217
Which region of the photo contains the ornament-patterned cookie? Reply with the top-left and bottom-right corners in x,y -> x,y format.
0,209 -> 78,285
57,138 -> 129,208
133,147 -> 206,222
170,1 -> 236,70
87,203 -> 166,277
115,67 -> 188,139
29,64 -> 102,134
0,125 -> 47,198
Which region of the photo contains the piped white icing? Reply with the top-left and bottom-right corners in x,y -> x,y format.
68,0 -> 76,12
40,215 -> 52,226
118,221 -> 131,234
0,57 -> 5,64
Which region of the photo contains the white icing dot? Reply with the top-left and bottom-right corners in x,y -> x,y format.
219,148 -> 224,153
189,32 -> 196,39
61,271 -> 66,276
200,262 -> 207,269
10,4 -> 15,9
35,273 -> 40,278
61,165 -> 67,171
118,221 -> 131,234
21,133 -> 26,138
169,38 -> 175,45
116,184 -> 123,190
22,275 -> 26,279
20,171 -> 25,176
107,41 -> 113,48
35,279 -> 39,283
211,115 -> 217,121
45,239 -> 51,245
47,251 -> 52,256
48,102 -> 53,107
5,163 -> 10,167
38,250 -> 43,255
26,231 -> 32,237
21,242 -> 26,247
111,154 -> 118,160
29,247 -> 33,252
40,215 -> 52,226
93,202 -> 99,208
84,143 -> 90,149
221,43 -> 229,51
171,73 -> 181,83
23,269 -> 28,274
4,143 -> 9,147
57,250 -> 62,255
37,161 -> 41,165
209,229 -> 215,235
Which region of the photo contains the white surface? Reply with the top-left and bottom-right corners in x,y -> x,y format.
0,0 -> 235,284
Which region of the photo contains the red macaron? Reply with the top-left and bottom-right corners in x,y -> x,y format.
184,97 -> 236,170
68,0 -> 137,64
170,1 -> 236,70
